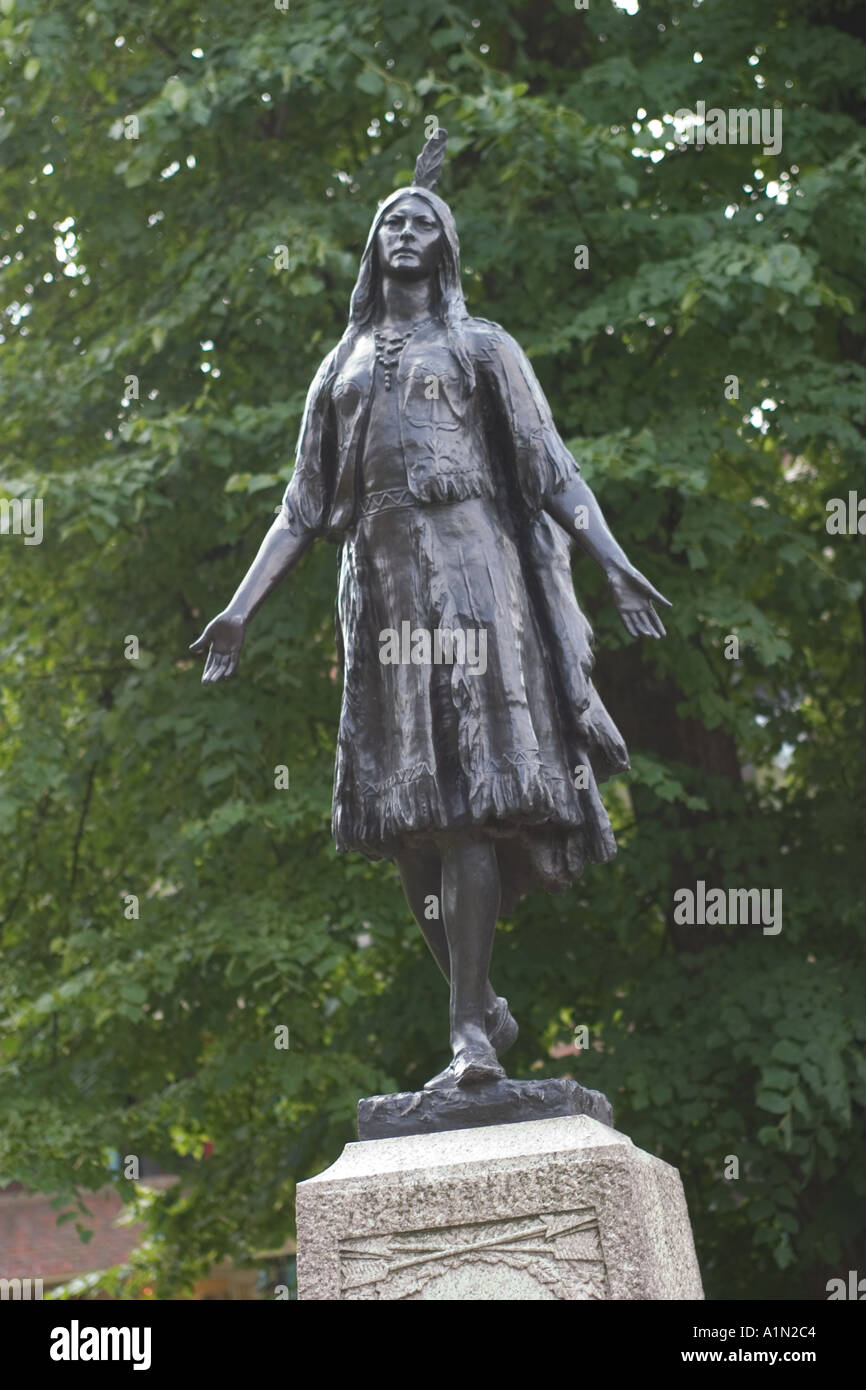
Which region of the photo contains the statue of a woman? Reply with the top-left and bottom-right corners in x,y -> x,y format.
192,131 -> 670,1092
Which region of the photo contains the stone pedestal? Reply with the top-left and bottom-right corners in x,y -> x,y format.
296,1114 -> 703,1300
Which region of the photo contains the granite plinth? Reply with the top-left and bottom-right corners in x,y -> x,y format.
297,1114 -> 704,1300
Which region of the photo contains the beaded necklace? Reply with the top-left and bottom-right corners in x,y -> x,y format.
372,316 -> 436,390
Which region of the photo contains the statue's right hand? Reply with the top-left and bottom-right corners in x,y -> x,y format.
189,611 -> 247,683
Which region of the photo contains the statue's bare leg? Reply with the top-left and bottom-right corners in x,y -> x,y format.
395,842 -> 518,1067
429,833 -> 506,1085
396,842 -> 495,1007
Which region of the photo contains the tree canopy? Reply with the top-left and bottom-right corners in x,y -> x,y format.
1,0 -> 864,1299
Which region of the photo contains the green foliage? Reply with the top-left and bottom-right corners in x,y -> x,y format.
1,0 -> 864,1299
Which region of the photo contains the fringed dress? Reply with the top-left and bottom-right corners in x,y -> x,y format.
280,315 -> 629,909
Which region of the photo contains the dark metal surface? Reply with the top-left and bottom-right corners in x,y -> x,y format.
192,130 -> 671,1100
357,1077 -> 614,1142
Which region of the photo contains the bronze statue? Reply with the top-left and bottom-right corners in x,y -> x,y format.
191,130 -> 670,1093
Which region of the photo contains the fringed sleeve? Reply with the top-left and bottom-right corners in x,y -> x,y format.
474,320 -> 629,780
480,324 -> 580,518
279,347 -> 338,536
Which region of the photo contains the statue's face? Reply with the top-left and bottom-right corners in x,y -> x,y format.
376,194 -> 443,281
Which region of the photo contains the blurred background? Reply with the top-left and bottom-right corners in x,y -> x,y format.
1,0 -> 864,1300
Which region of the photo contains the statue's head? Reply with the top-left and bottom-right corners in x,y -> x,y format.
375,192 -> 445,283
347,129 -> 468,331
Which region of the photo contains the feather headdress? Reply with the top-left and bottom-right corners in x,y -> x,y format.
412,127 -> 448,191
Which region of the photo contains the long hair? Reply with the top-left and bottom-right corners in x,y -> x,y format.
331,185 -> 476,392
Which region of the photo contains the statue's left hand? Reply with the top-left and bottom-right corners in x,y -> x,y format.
606,562 -> 671,640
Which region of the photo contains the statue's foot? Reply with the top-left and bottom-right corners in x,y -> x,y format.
422,1040 -> 506,1091
452,1042 -> 506,1087
422,1062 -> 456,1091
486,995 -> 518,1057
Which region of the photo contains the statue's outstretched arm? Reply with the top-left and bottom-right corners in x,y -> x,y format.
190,349 -> 336,682
484,325 -> 671,641
189,511 -> 315,683
544,478 -> 671,640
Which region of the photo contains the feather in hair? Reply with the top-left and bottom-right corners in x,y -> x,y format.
412,127 -> 448,191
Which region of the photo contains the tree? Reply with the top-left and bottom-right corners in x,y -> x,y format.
1,0 -> 864,1299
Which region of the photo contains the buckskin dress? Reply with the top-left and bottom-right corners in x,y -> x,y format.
279,313 -> 629,910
